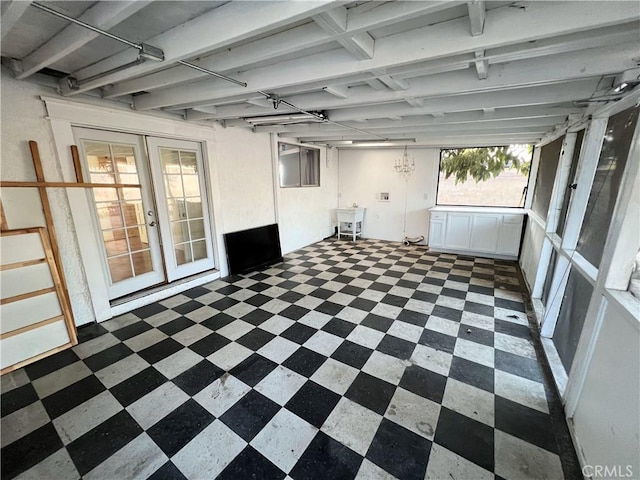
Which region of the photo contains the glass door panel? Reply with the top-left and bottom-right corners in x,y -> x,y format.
147,137 -> 215,281
74,128 -> 165,299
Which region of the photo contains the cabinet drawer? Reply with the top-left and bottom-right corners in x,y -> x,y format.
502,214 -> 523,224
430,212 -> 447,220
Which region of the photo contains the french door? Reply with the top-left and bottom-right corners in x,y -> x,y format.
146,137 -> 215,281
74,129 -> 165,299
74,129 -> 215,299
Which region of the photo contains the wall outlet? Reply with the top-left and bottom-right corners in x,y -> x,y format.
379,192 -> 390,201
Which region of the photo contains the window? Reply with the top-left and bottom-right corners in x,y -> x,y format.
553,268 -> 594,371
278,143 -> 320,187
576,106 -> 639,268
436,145 -> 532,207
531,136 -> 564,220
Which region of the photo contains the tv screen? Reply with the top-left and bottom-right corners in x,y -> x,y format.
224,224 -> 283,275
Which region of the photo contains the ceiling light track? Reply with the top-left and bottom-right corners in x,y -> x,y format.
30,2 -> 246,90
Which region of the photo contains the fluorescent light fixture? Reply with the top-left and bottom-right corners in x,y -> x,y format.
351,138 -> 416,146
244,112 -> 326,125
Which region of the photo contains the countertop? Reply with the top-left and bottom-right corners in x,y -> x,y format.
429,205 -> 526,215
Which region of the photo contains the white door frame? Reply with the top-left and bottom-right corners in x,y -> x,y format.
43,96 -> 228,323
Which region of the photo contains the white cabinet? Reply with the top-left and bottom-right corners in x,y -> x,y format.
428,213 -> 446,248
445,214 -> 472,250
428,207 -> 525,260
498,221 -> 523,256
470,215 -> 500,253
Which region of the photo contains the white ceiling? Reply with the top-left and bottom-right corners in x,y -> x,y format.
2,0 -> 639,147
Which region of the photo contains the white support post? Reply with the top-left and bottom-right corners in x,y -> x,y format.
560,118 -> 608,252
546,132 -> 577,234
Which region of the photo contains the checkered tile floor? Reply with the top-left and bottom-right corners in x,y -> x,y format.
1,239 -> 581,480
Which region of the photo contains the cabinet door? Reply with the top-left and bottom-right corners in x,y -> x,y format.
445,214 -> 472,249
498,221 -> 523,255
429,220 -> 445,247
469,215 -> 500,253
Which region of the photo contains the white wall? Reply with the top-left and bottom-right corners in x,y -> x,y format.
0,71 -> 284,324
337,148 -> 440,243
572,299 -> 640,474
1,74 -> 94,325
214,127 -> 276,233
520,217 -> 545,289
275,141 -> 338,254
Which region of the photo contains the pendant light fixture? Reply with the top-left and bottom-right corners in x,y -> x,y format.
394,146 -> 415,180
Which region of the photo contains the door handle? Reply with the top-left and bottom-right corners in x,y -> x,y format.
149,221 -> 157,227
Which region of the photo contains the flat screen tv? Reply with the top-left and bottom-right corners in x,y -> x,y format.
224,223 -> 283,275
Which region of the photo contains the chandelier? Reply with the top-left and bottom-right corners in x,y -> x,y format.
394,146 -> 415,180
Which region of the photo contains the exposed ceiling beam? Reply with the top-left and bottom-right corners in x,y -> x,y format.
474,51 -> 489,80
377,75 -> 409,91
222,105 -> 580,129
365,79 -> 387,91
313,6 -> 375,59
246,97 -> 272,108
256,115 -> 570,135
104,22 -> 330,98
406,98 -> 424,108
339,33 -> 375,61
14,1 -> 150,80
1,0 -> 31,42
59,0 -> 338,96
182,44 -> 634,119
333,135 -> 543,148
107,19 -> 637,102
102,1 -> 460,98
297,125 -> 553,142
323,85 -> 349,99
132,2 -> 639,110
301,130 -> 545,143
379,23 -> 638,85
186,79 -> 597,122
150,24 -> 639,115
467,1 -> 486,36
327,79 -> 601,121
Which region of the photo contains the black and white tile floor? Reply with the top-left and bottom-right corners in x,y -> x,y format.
1,239 -> 581,480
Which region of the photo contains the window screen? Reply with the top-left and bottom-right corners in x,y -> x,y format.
556,129 -> 585,237
576,106 -> 639,268
541,248 -> 558,307
553,269 -> 593,372
531,136 -> 564,220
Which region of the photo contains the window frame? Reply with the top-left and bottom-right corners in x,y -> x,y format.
525,94 -> 640,405
278,142 -> 321,188
435,145 -> 533,208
